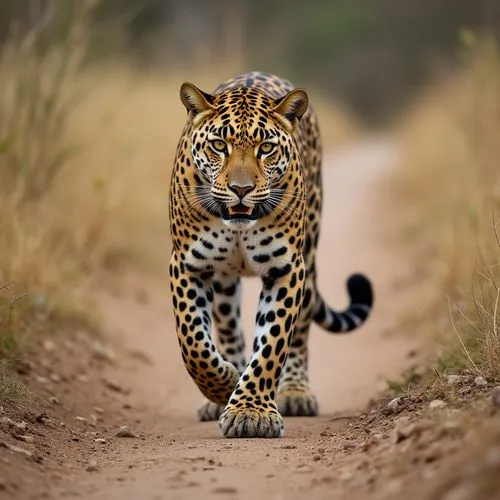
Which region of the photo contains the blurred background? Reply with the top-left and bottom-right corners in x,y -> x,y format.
0,0 -> 499,337
1,0 -> 499,120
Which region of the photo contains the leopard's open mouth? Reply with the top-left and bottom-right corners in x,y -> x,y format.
228,203 -> 253,216
222,203 -> 257,221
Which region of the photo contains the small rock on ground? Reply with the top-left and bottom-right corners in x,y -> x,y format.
116,426 -> 138,438
86,460 -> 99,472
429,400 -> 447,410
0,417 -> 27,431
387,397 -> 401,412
0,441 -> 33,457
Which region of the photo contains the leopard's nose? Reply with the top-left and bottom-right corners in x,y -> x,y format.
228,183 -> 255,199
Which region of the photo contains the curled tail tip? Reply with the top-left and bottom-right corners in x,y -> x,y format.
313,272 -> 374,333
347,273 -> 374,308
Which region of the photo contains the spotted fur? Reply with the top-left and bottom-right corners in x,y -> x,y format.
169,72 -> 374,438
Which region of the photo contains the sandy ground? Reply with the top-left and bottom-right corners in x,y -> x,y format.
60,137 -> 419,499
1,137 -> 430,499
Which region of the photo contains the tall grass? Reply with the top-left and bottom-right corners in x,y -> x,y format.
395,36 -> 500,380
0,4 -> 86,203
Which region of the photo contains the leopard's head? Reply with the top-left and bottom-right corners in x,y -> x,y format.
180,83 -> 308,229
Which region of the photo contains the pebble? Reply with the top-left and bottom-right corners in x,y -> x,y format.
429,399 -> 447,410
42,339 -> 56,352
0,441 -> 33,457
342,442 -> 356,450
474,376 -> 487,387
91,341 -> 116,362
0,417 -> 28,431
116,426 -> 138,438
211,487 -> 238,494
16,435 -> 35,444
94,438 -> 106,445
86,460 -> 99,472
387,397 -> 401,412
102,378 -> 124,393
49,396 -> 61,405
295,465 -> 313,473
75,416 -> 87,423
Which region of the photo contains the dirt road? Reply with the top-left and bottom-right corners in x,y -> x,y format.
51,137 -> 419,499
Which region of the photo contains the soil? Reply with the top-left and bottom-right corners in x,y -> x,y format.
2,137 -> 499,500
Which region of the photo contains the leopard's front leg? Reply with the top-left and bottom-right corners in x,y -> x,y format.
169,252 -> 240,405
219,257 -> 305,438
198,275 -> 246,422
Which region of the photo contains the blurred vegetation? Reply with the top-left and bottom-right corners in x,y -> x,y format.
2,0 -> 498,121
0,1 -> 90,203
393,35 -> 500,390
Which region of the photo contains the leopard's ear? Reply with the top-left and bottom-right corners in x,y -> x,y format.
272,89 -> 309,132
180,82 -> 215,120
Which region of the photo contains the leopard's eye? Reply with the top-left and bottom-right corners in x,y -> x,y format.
259,142 -> 276,155
210,139 -> 227,153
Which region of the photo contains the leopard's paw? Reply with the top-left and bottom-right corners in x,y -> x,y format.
277,388 -> 319,417
218,405 -> 284,438
197,400 -> 226,422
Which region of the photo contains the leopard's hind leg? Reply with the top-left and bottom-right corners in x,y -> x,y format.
277,277 -> 318,416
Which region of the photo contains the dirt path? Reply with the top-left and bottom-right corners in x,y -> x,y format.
50,137 -> 419,499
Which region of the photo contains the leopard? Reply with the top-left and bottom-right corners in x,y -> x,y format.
168,71 -> 374,438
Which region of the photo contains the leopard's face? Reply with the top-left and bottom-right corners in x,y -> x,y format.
180,84 -> 308,229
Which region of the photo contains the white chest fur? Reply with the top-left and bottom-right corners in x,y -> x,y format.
184,221 -> 293,278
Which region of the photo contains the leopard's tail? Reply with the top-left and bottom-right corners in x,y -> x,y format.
313,273 -> 373,333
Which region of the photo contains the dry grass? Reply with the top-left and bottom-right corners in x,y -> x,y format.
0,360 -> 29,405
393,36 -> 500,383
